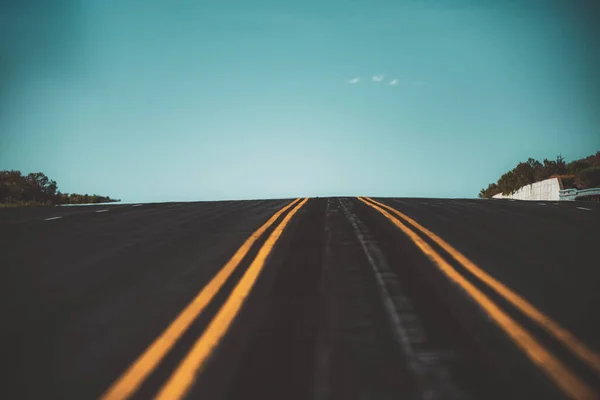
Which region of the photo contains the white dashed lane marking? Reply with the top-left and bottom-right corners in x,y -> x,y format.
96,209 -> 109,213
44,216 -> 63,221
576,207 -> 592,211
132,204 -> 143,207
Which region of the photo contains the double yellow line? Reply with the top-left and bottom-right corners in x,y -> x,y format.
359,197 -> 600,399
102,198 -> 308,400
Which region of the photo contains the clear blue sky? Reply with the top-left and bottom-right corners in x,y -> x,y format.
2,0 -> 599,202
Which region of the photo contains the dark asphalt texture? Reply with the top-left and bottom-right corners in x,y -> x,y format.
1,198 -> 599,399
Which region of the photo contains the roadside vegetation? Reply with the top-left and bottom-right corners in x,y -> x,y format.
479,151 -> 600,198
0,170 -> 119,207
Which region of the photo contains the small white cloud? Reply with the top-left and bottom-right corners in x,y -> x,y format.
372,74 -> 384,82
347,77 -> 360,84
389,79 -> 399,85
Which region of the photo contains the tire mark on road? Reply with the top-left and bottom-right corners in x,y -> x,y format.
340,198 -> 462,400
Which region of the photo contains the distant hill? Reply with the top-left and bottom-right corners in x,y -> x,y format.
479,151 -> 600,198
0,170 -> 119,206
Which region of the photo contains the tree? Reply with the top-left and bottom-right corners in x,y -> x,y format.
543,155 -> 568,176
582,151 -> 600,168
479,183 -> 500,198
556,154 -> 567,172
513,158 -> 544,188
23,172 -> 58,204
0,170 -> 26,203
575,167 -> 600,189
1,169 -> 119,206
568,160 -> 591,175
528,158 -> 547,182
593,151 -> 600,167
498,170 -> 518,195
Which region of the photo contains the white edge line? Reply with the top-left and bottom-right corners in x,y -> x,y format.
576,207 -> 592,211
96,209 -> 109,213
44,216 -> 63,221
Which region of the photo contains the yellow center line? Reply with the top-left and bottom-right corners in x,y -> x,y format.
101,198 -> 302,400
358,197 -> 596,400
155,198 -> 309,400
362,196 -> 600,377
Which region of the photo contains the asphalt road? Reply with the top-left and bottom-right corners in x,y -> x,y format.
1,197 -> 599,399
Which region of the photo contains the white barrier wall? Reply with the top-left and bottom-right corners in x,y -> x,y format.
492,177 -> 563,201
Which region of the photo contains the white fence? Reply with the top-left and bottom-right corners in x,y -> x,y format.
492,178 -> 562,201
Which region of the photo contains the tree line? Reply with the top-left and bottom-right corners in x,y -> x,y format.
0,170 -> 119,206
479,151 -> 600,198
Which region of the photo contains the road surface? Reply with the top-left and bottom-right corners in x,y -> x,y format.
1,197 -> 599,399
